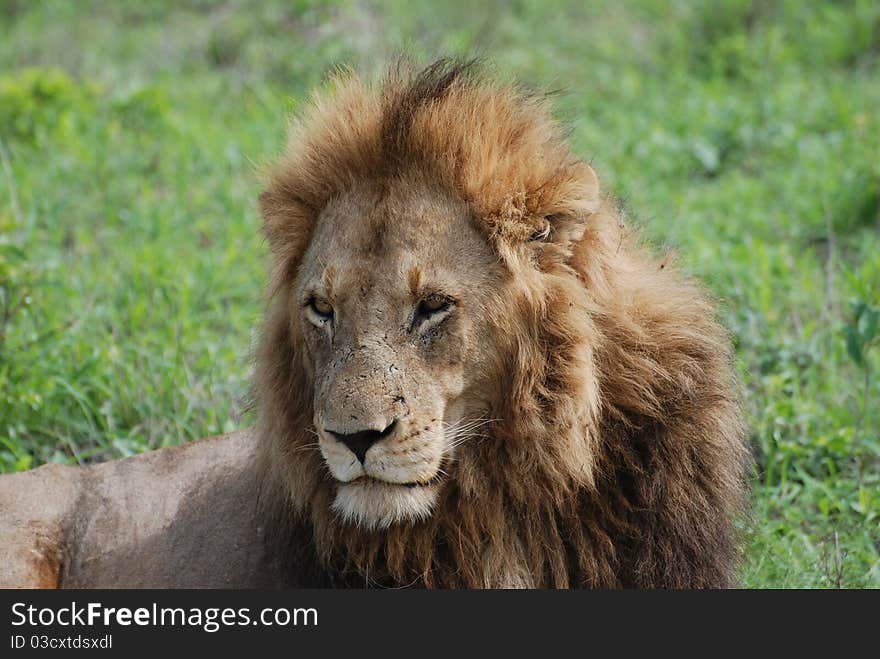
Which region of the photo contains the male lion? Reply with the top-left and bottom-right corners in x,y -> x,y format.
0,60 -> 750,588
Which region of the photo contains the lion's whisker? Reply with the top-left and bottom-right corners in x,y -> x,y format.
444,415 -> 496,451
290,442 -> 322,454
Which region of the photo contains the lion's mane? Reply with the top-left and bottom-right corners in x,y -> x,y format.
255,60 -> 750,588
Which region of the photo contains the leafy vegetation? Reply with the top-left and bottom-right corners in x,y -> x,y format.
0,0 -> 877,587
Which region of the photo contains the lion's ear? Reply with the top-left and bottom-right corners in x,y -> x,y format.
258,188 -> 315,297
258,189 -> 281,246
258,189 -> 289,248
530,162 -> 600,252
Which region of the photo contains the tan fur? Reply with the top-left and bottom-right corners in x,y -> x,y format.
256,60 -> 751,588
0,432 -> 295,588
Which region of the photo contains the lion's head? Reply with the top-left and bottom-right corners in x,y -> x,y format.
288,178 -> 508,528
256,60 -> 748,588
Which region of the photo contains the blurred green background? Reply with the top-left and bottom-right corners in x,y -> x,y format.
0,0 -> 878,587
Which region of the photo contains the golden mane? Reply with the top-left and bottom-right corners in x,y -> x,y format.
256,60 -> 750,588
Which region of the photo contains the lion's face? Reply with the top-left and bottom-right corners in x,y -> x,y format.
293,178 -> 504,529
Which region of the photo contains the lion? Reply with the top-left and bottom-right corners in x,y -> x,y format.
0,60 -> 750,588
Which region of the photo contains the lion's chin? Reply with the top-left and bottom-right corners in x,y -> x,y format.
331,479 -> 440,531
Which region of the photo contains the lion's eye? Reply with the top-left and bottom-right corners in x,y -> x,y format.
414,294 -> 454,330
419,295 -> 450,314
306,297 -> 334,323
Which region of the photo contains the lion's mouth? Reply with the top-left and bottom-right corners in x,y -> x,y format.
334,454 -> 450,490
343,473 -> 444,489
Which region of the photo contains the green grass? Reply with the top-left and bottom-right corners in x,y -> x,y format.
1,0 -> 878,588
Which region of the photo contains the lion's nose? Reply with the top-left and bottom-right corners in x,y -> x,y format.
326,419 -> 399,465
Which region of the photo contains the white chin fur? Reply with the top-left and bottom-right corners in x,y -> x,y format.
332,480 -> 439,530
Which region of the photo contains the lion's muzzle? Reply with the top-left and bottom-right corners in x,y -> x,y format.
317,414 -> 445,486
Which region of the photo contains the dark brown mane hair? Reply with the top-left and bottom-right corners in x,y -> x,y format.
255,59 -> 751,588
